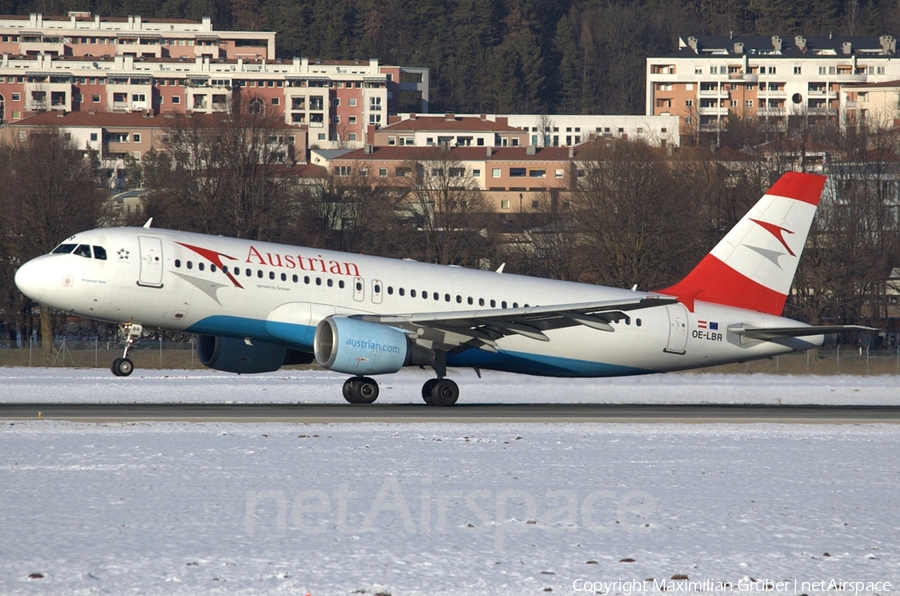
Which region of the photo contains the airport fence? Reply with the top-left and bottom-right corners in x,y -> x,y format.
0,338 -> 899,375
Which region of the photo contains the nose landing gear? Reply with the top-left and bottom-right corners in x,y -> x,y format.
111,321 -> 142,377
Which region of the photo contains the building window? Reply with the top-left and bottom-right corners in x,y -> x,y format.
379,168 -> 388,177
133,133 -> 141,142
349,116 -> 357,124
794,66 -> 801,74
686,99 -> 693,107
348,133 -> 357,141
745,100 -> 753,107
272,97 -> 279,105
11,93 -> 20,101
172,96 -> 181,104
500,200 -> 510,209
472,169 -> 481,177
510,168 -> 526,177
349,98 -> 357,106
492,168 -> 501,178
90,133 -> 98,141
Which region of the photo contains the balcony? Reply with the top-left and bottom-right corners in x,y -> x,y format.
836,73 -> 867,82
728,73 -> 758,82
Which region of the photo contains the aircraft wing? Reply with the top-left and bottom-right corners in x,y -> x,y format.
730,325 -> 877,341
352,296 -> 676,352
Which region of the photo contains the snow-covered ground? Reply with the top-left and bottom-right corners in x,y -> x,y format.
0,366 -> 899,405
1,369 -> 899,595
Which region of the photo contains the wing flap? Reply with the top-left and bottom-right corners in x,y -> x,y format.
353,296 -> 675,351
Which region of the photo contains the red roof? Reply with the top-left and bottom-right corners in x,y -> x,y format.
378,115 -> 523,133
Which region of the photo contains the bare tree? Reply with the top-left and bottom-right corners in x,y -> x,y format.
0,127 -> 105,351
573,140 -> 704,290
143,96 -> 298,243
401,148 -> 497,266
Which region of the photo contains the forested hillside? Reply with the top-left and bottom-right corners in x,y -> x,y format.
2,0 -> 899,115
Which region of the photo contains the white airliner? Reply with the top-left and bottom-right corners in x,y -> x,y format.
14,172 -> 869,405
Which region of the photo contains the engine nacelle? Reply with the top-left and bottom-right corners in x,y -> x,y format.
314,317 -> 434,375
196,335 -> 312,374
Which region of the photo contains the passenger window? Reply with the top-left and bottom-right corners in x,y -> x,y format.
502,301 -> 507,308
445,294 -> 451,302
269,271 -> 275,280
211,264 -> 217,272
316,278 -> 322,286
92,246 -> 107,260
399,288 -> 405,296
467,297 -> 473,305
327,279 -> 333,287
456,295 -> 462,303
222,265 -> 228,273
73,244 -> 92,258
490,299 -> 496,307
304,276 -> 310,284
233,267 -> 239,276
52,244 -> 77,254
199,263 -> 205,271
245,268 -> 252,276
375,284 -> 381,293
187,261 -> 193,270
281,273 -> 287,282
292,274 -> 298,283
637,318 -> 642,327
513,302 -> 518,308
175,259 -> 181,268
257,270 -> 263,278
411,289 -> 417,298
388,287 -> 394,295
479,298 -> 485,306
339,280 -> 345,288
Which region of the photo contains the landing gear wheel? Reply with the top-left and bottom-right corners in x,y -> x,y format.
111,357 -> 134,377
421,379 -> 438,404
342,376 -> 379,404
427,378 -> 459,407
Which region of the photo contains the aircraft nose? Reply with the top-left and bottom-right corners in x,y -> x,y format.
15,258 -> 47,302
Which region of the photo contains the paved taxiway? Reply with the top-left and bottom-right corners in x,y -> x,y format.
2,403 -> 900,423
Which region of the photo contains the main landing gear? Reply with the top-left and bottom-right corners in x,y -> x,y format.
340,375 -> 461,406
342,376 -> 380,404
111,321 -> 142,377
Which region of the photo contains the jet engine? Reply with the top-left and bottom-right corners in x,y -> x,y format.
314,317 -> 434,375
196,335 -> 313,374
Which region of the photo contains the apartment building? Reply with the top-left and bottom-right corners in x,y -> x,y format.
328,145 -> 579,213
391,113 -> 681,148
371,114 -> 529,148
839,80 -> 900,126
647,34 -> 900,139
2,110 -> 309,190
0,13 -> 429,149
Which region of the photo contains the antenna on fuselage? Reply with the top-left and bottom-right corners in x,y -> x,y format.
496,263 -> 506,274
142,218 -> 153,229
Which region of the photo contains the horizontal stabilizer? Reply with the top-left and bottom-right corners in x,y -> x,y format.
731,325 -> 876,341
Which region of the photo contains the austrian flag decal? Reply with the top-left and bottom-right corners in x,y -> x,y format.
697,320 -> 719,330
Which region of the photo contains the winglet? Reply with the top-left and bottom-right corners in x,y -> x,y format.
656,172 -> 827,315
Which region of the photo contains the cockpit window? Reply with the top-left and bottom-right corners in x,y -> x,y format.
52,244 -> 77,255
73,244 -> 92,258
93,246 -> 107,260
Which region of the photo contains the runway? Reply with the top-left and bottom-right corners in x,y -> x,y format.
2,402 -> 900,423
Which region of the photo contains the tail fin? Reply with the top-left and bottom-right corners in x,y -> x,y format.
657,172 -> 826,315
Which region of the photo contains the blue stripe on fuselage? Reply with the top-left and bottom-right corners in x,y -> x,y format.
185,315 -> 654,377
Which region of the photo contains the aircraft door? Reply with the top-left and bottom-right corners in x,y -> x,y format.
138,236 -> 164,288
352,276 -> 365,302
372,279 -> 383,304
664,303 -> 688,354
